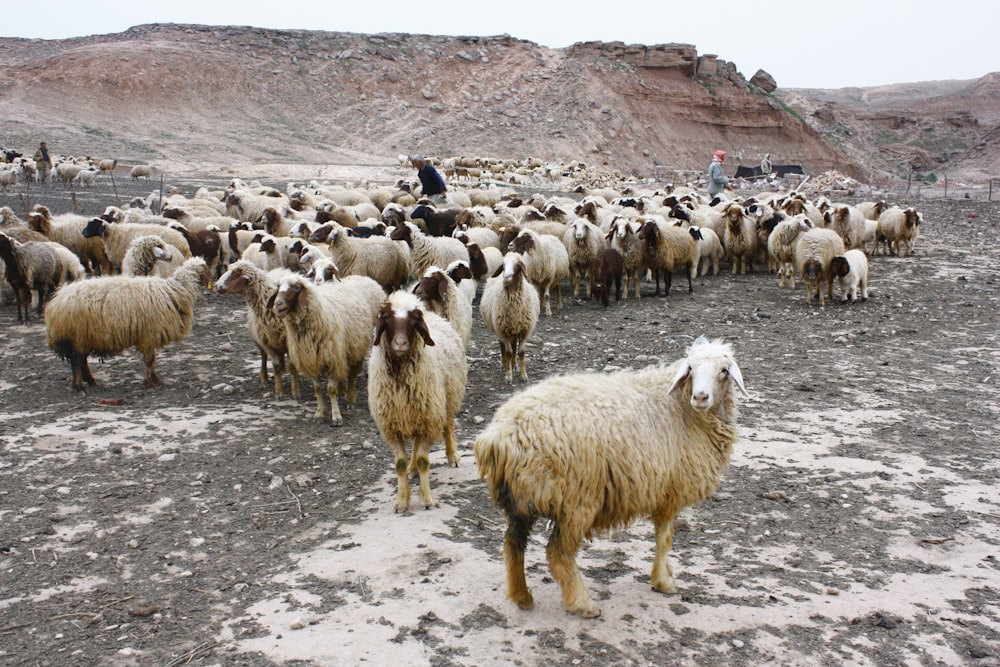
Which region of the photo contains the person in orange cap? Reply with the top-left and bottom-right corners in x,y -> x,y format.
707,149 -> 729,196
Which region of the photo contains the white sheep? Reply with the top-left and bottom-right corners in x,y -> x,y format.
72,168 -> 100,187
479,252 -> 540,383
215,261 -> 300,398
81,217 -> 191,273
766,214 -> 812,288
875,206 -> 922,257
26,206 -> 112,275
507,227 -> 569,316
325,221 -> 410,292
606,217 -> 644,299
688,225 -> 724,278
824,204 -> 867,252
121,235 -> 176,277
44,257 -> 209,390
390,221 -> 469,281
795,227 -> 846,306
412,265 -> 473,349
269,273 -> 384,425
367,290 -> 467,512
474,337 -> 748,618
129,164 -> 153,180
561,218 -> 607,299
637,218 -> 696,296
721,202 -> 758,274
831,249 -> 870,303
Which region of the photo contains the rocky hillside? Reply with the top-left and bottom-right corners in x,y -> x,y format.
0,23 -> 996,186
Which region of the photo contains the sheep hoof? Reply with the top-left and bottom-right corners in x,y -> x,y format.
569,604 -> 601,619
394,502 -> 410,514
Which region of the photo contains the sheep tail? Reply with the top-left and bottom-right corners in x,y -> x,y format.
474,421 -> 534,519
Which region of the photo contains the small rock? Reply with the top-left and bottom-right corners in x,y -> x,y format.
128,539 -> 139,549
158,453 -> 176,462
290,617 -> 306,630
762,490 -> 787,501
826,588 -> 839,595
732,639 -> 745,648
129,602 -> 159,617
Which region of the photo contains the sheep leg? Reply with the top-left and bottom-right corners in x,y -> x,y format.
546,522 -> 600,618
554,283 -> 563,310
69,353 -> 86,392
327,379 -> 343,426
443,421 -> 459,468
311,380 -> 329,420
651,516 -> 679,595
499,341 -> 513,383
390,441 -> 411,513
504,515 -> 536,610
289,362 -> 301,399
540,286 -> 551,317
257,347 -> 272,390
141,350 -> 159,389
685,264 -> 693,293
413,439 -> 436,509
516,340 -> 528,383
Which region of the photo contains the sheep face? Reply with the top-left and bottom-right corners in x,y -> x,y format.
215,264 -> 250,294
830,256 -> 851,279
82,217 -> 108,238
413,270 -> 449,309
501,253 -> 527,284
802,258 -> 823,282
373,299 -> 435,356
446,261 -> 474,284
688,226 -> 704,241
308,260 -> 339,284
637,221 -> 659,257
508,231 -> 535,254
269,279 -> 304,319
668,341 -> 748,412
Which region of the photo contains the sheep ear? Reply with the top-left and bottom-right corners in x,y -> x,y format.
265,289 -> 278,311
414,312 -> 435,347
668,361 -> 690,394
491,264 -> 504,278
728,360 -> 749,397
373,316 -> 388,346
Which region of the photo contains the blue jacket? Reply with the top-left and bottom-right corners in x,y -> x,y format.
417,163 -> 447,196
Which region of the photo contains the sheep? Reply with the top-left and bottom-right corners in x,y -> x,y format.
637,219 -> 695,296
121,235 -> 176,277
98,158 -> 117,174
215,260 -> 300,399
464,241 -> 503,284
0,232 -> 61,323
43,242 -> 86,285
412,265 -> 473,349
474,336 -> 748,618
27,206 -> 112,275
444,259 -> 477,306
824,204 -> 867,252
479,252 -> 540,383
831,249 -> 870,303
507,227 -> 570,316
875,206 -> 922,257
72,168 -> 100,187
0,167 -> 18,193
226,189 -> 289,224
856,199 -> 890,221
562,218 -> 607,300
167,221 -> 223,278
766,214 -> 812,288
721,202 -> 758,274
795,227 -> 846,306
315,201 -> 381,228
590,247 -> 624,308
606,217 -> 643,299
325,221 -> 410,291
269,273 -> 384,425
410,203 -> 462,237
453,224 -> 501,251
227,221 -> 259,260
367,290 -> 468,512
688,225 -> 724,278
81,217 -> 191,273
160,205 -> 236,233
129,164 -> 153,180
390,221 -> 469,282
44,257 -> 209,390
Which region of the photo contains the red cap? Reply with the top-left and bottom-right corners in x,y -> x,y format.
714,150 -> 726,159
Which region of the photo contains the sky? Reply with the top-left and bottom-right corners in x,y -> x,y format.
3,1 -> 997,89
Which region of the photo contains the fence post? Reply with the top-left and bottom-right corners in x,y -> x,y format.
943,174 -> 948,199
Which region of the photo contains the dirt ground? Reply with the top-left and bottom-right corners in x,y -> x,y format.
1,175 -> 998,667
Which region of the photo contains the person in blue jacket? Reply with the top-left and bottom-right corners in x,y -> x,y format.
410,154 -> 448,204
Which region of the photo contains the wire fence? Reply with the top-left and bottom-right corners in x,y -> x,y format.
0,168 -> 172,218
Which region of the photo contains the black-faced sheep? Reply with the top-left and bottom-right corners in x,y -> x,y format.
795,227 -> 846,306
590,247 -> 624,308
474,337 -> 748,618
215,261 -> 300,399
269,273 -> 384,425
44,257 -> 210,390
688,225 -> 724,278
367,290 -> 467,512
479,252 -> 540,383
507,227 -> 570,316
637,219 -> 695,296
27,205 -> 112,275
82,217 -> 191,273
412,265 -> 473,349
167,221 -> 223,278
831,249 -> 870,303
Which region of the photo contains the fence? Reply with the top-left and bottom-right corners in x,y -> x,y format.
0,168 -> 170,218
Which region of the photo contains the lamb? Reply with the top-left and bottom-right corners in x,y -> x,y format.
0,232 -> 61,323
412,265 -> 473,348
72,168 -> 100,187
766,214 -> 812,288
81,217 -> 191,273
562,218 -> 607,299
637,218 -> 695,296
721,202 -> 758,274
325,221 -> 410,291
474,336 -> 748,618
606,217 -> 643,299
875,206 -> 922,257
367,290 -> 467,512
795,227 -> 846,306
831,249 -> 870,303
27,205 -> 112,275
507,227 -> 570,316
444,259 -> 478,306
590,247 -> 624,308
824,204 -> 867,251
269,273 -> 384,425
215,260 -> 300,399
44,257 -> 209,390
129,164 -> 153,180
688,225 -> 724,278
390,221 -> 469,281
167,221 -> 223,278
479,252 -> 540,383
121,235 -> 176,277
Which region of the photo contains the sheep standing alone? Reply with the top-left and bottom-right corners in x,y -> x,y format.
45,257 -> 209,390
129,164 -> 153,180
474,337 -> 748,618
795,227 -> 846,306
216,261 -> 300,398
367,291 -> 468,512
479,252 -> 541,383
875,206 -> 922,257
831,249 -> 870,302
269,273 -> 384,425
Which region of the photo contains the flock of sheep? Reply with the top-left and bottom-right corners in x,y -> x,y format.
0,147 -> 153,191
0,169 -> 923,617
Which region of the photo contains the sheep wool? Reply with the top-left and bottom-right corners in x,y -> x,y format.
368,291 -> 467,512
479,252 -> 540,383
45,257 -> 209,390
474,337 -> 748,618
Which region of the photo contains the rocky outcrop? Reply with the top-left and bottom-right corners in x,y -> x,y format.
750,69 -> 777,93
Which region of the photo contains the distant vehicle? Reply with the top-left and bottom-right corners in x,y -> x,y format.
734,164 -> 806,179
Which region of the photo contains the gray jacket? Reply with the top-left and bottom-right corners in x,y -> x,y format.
707,159 -> 729,195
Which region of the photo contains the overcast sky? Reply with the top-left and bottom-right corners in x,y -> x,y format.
4,1 -> 996,89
